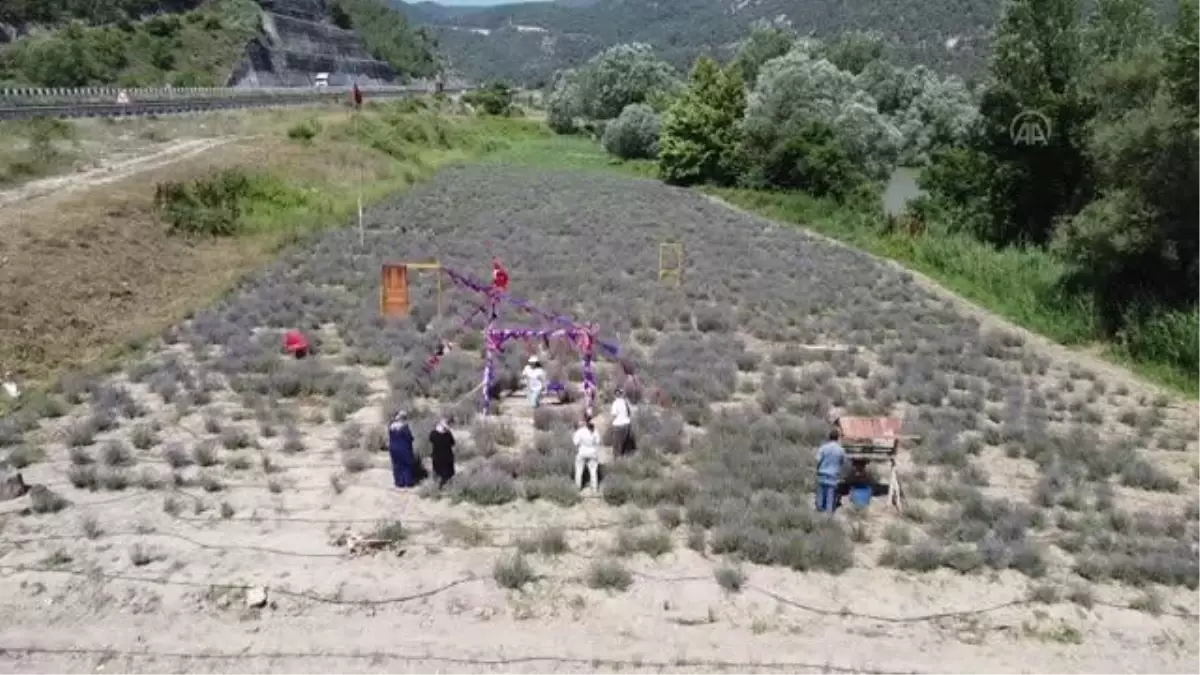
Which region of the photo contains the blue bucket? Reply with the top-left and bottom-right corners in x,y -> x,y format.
850,485 -> 872,508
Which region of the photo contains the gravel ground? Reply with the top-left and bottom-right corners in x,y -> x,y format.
0,165 -> 1196,673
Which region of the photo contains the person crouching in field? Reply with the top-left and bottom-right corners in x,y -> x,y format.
573,415 -> 601,494
815,426 -> 846,513
388,410 -> 417,488
610,387 -> 635,457
429,418 -> 456,487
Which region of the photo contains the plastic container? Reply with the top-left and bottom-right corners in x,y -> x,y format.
849,484 -> 872,508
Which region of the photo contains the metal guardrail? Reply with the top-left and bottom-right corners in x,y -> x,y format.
0,84 -> 425,104
0,86 -> 467,121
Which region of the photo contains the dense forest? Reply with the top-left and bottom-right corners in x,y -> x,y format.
396,0 -> 1007,85
0,0 -> 437,87
542,0 -> 1198,389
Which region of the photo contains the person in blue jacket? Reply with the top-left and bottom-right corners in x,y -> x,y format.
815,426 -> 846,513
388,410 -> 417,488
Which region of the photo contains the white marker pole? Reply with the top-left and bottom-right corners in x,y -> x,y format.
356,100 -> 364,248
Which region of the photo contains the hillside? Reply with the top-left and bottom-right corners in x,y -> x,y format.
394,0 -> 1000,85
0,0 -> 437,87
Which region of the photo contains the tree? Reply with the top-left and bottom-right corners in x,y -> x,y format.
888,71 -> 980,165
331,2 -> 354,30
744,48 -> 901,181
818,30 -> 886,76
1082,0 -> 1157,63
749,119 -> 864,201
1053,0 -> 1198,330
657,57 -> 746,186
546,68 -> 582,134
602,103 -> 661,160
966,0 -> 1095,245
572,43 -> 681,120
731,20 -> 795,87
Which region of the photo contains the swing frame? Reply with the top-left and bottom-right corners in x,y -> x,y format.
482,324 -> 598,413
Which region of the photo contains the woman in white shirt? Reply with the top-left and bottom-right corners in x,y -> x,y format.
521,356 -> 547,408
609,388 -> 635,457
572,416 -> 601,493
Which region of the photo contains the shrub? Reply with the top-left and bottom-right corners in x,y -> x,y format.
586,559 -> 633,591
714,562 -> 747,593
522,476 -> 581,506
193,440 -> 219,466
28,486 -> 68,513
153,169 -> 266,237
68,465 -> 98,490
516,525 -> 570,556
613,526 -> 674,558
129,424 -> 159,451
286,119 -> 321,142
463,82 -> 514,116
342,451 -> 371,473
448,466 -> 519,506
602,103 -> 661,159
493,553 -> 536,589
101,440 -> 134,467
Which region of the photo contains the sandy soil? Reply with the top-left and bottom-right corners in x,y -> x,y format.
0,165 -> 1196,674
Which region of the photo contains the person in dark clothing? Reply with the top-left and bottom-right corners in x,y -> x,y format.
388,410 -> 417,488
428,418 -> 456,487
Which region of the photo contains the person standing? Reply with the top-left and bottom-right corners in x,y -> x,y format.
573,416 -> 601,494
815,426 -> 846,513
428,418 -> 456,487
521,356 -> 547,408
609,387 -> 635,457
388,410 -> 417,488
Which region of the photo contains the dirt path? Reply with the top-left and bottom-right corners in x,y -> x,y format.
0,137 -> 239,209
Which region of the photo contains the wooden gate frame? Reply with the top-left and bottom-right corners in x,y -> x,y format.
380,261 -> 444,319
659,242 -> 684,286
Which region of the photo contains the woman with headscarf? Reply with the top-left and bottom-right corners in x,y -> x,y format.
428,417 -> 456,487
388,410 -> 417,488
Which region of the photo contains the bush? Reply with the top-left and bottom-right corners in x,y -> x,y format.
516,525 -> 570,556
463,82 -> 514,116
602,103 -> 661,160
286,119 -> 321,142
586,558 -> 633,591
448,466 -> 520,506
493,553 -> 536,589
154,169 -> 277,237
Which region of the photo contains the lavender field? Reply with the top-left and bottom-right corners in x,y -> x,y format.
0,164 -> 1196,673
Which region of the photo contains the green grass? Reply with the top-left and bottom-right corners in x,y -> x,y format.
156,104 -> 549,244
484,136 -> 656,177
488,132 -> 1197,398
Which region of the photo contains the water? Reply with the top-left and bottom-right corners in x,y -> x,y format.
883,166 -> 923,217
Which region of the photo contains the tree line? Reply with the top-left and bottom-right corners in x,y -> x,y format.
540,0 -> 1198,386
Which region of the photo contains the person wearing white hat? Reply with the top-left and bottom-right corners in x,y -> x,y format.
521,355 -> 547,408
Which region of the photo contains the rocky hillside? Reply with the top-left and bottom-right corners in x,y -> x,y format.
394,0 -> 1000,85
0,0 -> 436,87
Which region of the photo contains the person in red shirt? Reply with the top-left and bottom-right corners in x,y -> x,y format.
284,330 -> 310,359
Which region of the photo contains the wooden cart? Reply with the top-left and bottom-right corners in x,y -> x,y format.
835,416 -> 914,512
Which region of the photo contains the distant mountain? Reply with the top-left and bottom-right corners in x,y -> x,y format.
393,0 -> 1000,86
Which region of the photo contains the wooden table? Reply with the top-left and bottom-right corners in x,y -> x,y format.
836,416 -> 915,511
